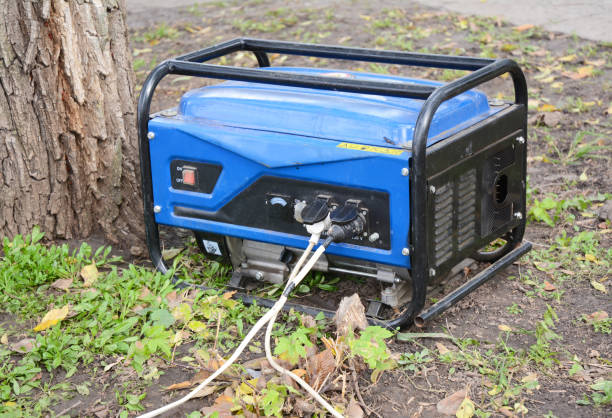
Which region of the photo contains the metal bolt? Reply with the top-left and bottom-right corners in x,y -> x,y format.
516,136 -> 525,144
153,205 -> 161,213
514,211 -> 523,220
402,247 -> 410,256
254,271 -> 264,281
429,268 -> 436,277
147,131 -> 155,140
369,232 -> 380,242
429,185 -> 436,194
361,210 -> 367,216
401,167 -> 409,176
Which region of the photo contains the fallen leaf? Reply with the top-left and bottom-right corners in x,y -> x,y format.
514,24 -> 534,32
222,290 -> 236,300
291,368 -> 307,378
80,263 -> 99,287
10,338 -> 36,353
586,311 -> 608,323
538,103 -> 558,112
563,65 -> 594,80
498,324 -> 512,332
33,305 -> 69,331
437,389 -> 466,415
165,290 -> 179,308
192,384 -> 222,399
307,349 -> 335,390
0,334 -> 7,345
51,278 -> 73,291
559,54 -> 576,62
436,342 -> 450,355
590,280 -> 607,294
585,59 -> 605,67
162,247 -> 181,260
543,281 -> 556,291
346,397 -> 364,418
584,253 -> 597,262
499,406 -> 516,417
200,388 -> 235,418
139,286 -> 151,300
165,380 -> 193,391
521,373 -> 540,388
456,396 -> 475,418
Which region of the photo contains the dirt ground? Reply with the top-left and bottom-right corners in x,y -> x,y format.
1,0 -> 611,417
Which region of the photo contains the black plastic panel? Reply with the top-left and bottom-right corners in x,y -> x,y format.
170,160 -> 222,193
425,106 -> 526,275
174,175 -> 391,249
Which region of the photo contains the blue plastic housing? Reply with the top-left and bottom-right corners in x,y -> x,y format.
148,67 -> 502,268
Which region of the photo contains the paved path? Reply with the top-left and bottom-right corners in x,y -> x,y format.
126,0 -> 612,42
415,0 -> 612,43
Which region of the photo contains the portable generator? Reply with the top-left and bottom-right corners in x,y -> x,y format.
137,39 -> 532,328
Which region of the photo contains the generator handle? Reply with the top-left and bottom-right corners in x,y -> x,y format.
406,58 -> 528,327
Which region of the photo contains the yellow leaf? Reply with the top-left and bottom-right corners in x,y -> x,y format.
541,75 -> 555,84
559,54 -> 576,62
577,65 -> 594,78
80,263 -> 99,287
33,305 -> 69,331
584,253 -> 597,262
606,103 -> 612,115
488,385 -> 501,396
591,280 -> 607,294
551,81 -> 563,89
498,324 -> 512,332
538,103 -> 557,112
359,15 -> 371,21
456,396 -> 475,418
3,401 -> 16,407
0,334 -> 7,345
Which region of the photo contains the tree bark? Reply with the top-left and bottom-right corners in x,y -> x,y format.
0,0 -> 142,245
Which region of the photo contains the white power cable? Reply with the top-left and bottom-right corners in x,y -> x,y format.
138,230 -> 343,418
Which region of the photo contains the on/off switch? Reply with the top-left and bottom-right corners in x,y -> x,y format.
182,167 -> 196,186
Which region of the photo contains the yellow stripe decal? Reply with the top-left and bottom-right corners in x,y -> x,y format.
336,142 -> 405,155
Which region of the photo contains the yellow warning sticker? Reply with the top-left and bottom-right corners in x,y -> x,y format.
336,142 -> 405,155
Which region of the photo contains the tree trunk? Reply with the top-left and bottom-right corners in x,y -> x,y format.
0,0 -> 142,245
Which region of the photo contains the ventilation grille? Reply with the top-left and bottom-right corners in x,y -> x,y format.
432,168 -> 477,267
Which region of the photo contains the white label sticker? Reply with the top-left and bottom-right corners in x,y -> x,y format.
202,239 -> 222,256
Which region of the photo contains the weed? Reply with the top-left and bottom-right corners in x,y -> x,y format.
528,305 -> 561,368
348,326 -> 395,383
274,326 -> 314,365
506,303 -> 523,315
139,23 -> 178,43
543,130 -> 611,166
398,348 -> 433,374
591,317 -> 612,335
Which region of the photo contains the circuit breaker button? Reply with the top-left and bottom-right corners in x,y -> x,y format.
182,168 -> 196,186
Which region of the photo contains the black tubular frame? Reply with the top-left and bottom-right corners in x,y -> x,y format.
137,38 -> 529,328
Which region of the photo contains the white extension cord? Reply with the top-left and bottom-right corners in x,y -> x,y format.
138,230 -> 344,418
